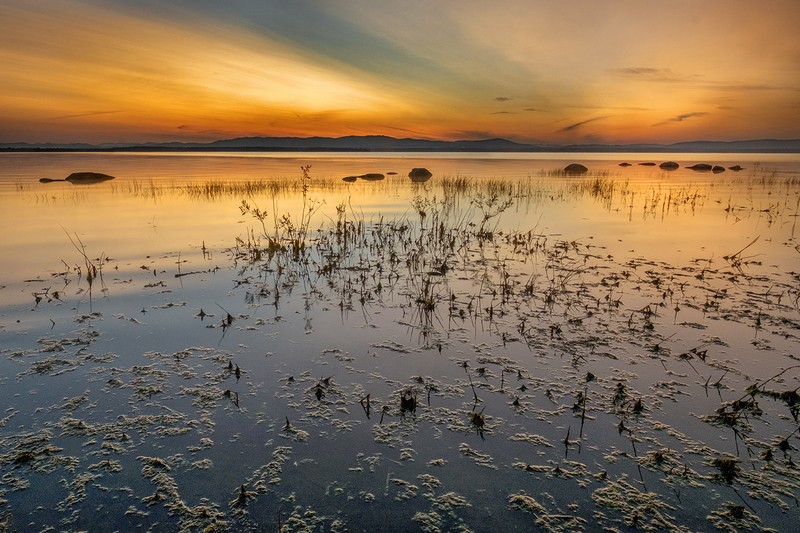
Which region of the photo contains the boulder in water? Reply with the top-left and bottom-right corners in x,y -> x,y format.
408,167 -> 433,182
687,164 -> 713,171
659,161 -> 679,170
40,172 -> 116,184
563,163 -> 588,175
66,172 -> 115,183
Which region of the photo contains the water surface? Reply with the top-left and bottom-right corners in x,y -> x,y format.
1,152 -> 798,531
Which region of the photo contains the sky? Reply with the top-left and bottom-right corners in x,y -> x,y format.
1,0 -> 799,145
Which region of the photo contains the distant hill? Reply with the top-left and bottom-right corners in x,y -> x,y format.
203,135 -> 539,152
0,141 -> 101,150
2,136 -> 799,153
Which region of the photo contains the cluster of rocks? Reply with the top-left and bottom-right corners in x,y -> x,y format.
341,173 -> 386,183
616,162 -> 744,173
684,163 -> 744,173
564,162 -> 746,174
342,167 -> 433,183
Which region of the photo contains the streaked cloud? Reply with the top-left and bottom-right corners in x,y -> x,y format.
51,111 -> 121,120
559,116 -> 609,133
610,67 -> 691,83
653,112 -> 708,127
673,112 -> 708,122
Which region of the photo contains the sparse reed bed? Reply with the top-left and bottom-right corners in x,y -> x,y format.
42,169 -> 788,221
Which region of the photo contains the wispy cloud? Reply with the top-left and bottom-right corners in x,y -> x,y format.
653,112 -> 707,127
452,129 -> 506,140
705,82 -> 792,92
609,67 -> 690,83
567,104 -> 650,111
615,68 -> 791,94
494,96 -> 511,102
377,125 -> 433,137
672,112 -> 707,122
51,110 -> 121,120
559,116 -> 608,132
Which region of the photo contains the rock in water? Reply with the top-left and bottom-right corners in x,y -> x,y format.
40,172 -> 115,183
64,172 -> 116,184
687,164 -> 713,171
659,161 -> 679,170
343,173 -> 385,182
408,167 -> 433,182
563,163 -> 588,175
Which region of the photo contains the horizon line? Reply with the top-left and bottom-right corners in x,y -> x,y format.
2,134 -> 800,148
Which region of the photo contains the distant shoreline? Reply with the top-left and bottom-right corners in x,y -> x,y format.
2,135 -> 799,153
0,146 -> 369,153
3,147 -> 799,154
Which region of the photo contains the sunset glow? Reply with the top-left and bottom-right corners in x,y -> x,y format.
2,0 -> 799,145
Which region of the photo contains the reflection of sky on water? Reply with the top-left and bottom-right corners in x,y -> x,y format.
0,153 -> 798,531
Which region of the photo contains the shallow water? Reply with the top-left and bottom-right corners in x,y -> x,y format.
0,152 -> 799,531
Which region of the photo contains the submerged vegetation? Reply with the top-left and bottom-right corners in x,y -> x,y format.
1,162 -> 799,531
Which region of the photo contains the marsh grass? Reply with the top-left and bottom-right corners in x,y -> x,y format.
91,170 -> 627,206
737,162 -> 800,187
26,167 -> 798,230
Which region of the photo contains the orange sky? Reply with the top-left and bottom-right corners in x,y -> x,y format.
1,0 -> 799,145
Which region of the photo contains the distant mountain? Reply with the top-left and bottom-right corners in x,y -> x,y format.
204,135 -> 537,152
2,136 -> 799,153
0,141 -> 101,150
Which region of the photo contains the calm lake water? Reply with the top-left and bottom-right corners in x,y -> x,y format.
1,152 -> 798,531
